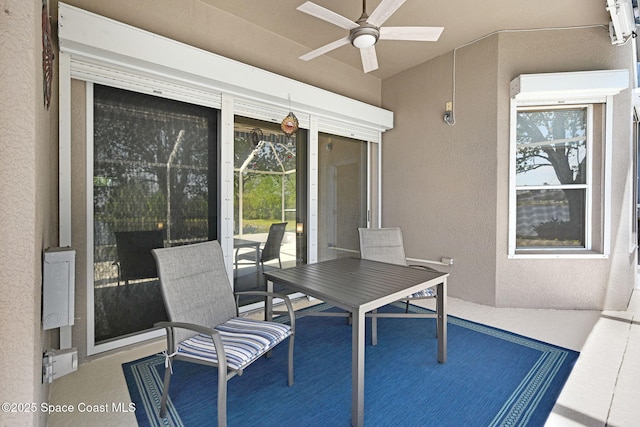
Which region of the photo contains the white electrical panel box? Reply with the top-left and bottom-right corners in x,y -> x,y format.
42,247 -> 75,330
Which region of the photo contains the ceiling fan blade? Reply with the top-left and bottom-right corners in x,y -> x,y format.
360,45 -> 379,73
380,26 -> 444,41
299,36 -> 351,61
366,0 -> 408,27
297,1 -> 358,30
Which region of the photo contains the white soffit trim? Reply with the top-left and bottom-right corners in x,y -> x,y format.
57,2 -> 393,133
510,69 -> 629,104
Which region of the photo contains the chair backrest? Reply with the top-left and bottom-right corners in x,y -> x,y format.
260,222 -> 287,263
114,230 -> 165,281
152,241 -> 236,343
358,227 -> 408,266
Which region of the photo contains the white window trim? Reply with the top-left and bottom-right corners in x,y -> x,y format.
57,3 -> 393,354
508,70 -> 628,259
511,104 -> 594,253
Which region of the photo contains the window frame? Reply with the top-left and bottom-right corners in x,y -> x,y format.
511,104 -> 594,253
508,71 -> 628,258
508,99 -> 613,259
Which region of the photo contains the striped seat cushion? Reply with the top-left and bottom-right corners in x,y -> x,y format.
177,317 -> 291,371
407,287 -> 436,299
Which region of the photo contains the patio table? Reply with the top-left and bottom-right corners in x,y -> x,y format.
264,257 -> 448,427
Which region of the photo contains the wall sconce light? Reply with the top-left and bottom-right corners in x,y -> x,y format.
296,223 -> 304,234
443,101 -> 455,125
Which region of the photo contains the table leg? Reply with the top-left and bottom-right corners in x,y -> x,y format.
351,309 -> 365,427
371,309 -> 377,346
254,243 -> 260,270
266,279 -> 273,322
437,278 -> 447,363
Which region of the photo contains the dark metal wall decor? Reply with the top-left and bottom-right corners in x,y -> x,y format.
42,0 -> 55,110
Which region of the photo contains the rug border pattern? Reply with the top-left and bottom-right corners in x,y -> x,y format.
125,302 -> 576,427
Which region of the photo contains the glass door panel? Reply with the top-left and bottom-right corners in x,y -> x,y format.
92,84 -> 218,343
317,133 -> 368,261
233,117 -> 307,306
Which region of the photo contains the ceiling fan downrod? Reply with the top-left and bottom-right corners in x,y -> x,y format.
351,0 -> 379,48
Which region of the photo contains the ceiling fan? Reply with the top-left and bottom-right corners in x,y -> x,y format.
297,0 -> 444,73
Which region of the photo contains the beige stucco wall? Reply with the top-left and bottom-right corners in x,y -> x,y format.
0,0 -> 55,425
380,37 -> 499,306
382,26 -> 636,310
495,28 -> 636,309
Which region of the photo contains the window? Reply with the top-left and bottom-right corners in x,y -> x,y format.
514,106 -> 591,249
508,70 -> 629,257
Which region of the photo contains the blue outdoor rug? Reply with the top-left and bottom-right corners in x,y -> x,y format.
123,302 -> 578,426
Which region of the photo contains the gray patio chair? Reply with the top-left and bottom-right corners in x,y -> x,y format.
358,227 -> 442,345
235,222 -> 288,272
358,227 -> 439,312
152,240 -> 295,427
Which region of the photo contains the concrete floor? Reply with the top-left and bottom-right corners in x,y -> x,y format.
47,291 -> 640,426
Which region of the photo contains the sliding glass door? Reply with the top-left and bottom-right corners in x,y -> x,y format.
233,116 -> 307,306
92,84 -> 218,343
317,133 -> 369,261
88,85 -> 376,345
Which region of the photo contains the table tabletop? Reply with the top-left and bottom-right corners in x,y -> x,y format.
264,257 -> 446,312
264,257 -> 448,427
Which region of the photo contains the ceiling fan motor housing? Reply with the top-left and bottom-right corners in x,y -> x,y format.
297,0 -> 444,72
350,22 -> 380,48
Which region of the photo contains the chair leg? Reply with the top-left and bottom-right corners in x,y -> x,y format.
217,366 -> 228,427
159,362 -> 172,418
288,335 -> 295,386
234,248 -> 239,278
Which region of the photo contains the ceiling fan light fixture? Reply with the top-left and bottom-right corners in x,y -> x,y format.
353,33 -> 377,48
350,26 -> 379,48
297,0 -> 444,73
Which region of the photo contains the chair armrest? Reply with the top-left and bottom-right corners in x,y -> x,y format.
234,290 -> 289,299
234,291 -> 296,334
154,321 -> 228,372
154,321 -> 217,337
407,264 -> 440,272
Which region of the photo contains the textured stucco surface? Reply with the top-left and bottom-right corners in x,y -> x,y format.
382,27 -> 636,310
381,38 -> 499,306
0,0 -> 53,425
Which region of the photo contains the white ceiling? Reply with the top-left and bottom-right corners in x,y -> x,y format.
204,0 -> 610,79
